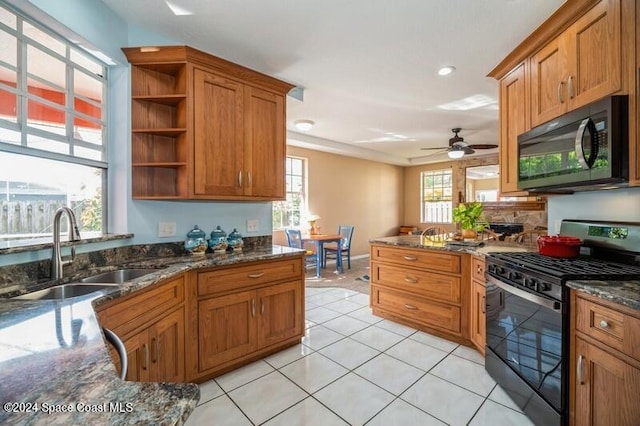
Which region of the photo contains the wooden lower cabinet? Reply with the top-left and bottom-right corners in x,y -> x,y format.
120,307 -> 185,382
571,291 -> 640,425
470,279 -> 485,355
188,257 -> 305,381
370,244 -> 470,344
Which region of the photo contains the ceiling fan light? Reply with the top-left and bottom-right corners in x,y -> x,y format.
447,149 -> 465,159
294,119 -> 315,132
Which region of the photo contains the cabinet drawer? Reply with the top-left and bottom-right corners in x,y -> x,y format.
198,258 -> 302,296
471,256 -> 485,282
371,285 -> 461,334
370,245 -> 461,274
575,294 -> 640,361
371,263 -> 460,304
97,275 -> 184,338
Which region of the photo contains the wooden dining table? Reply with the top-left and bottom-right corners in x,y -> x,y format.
301,233 -> 343,278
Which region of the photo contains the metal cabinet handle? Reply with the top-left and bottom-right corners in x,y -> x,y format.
404,304 -> 418,310
248,272 -> 265,279
103,327 -> 127,381
142,343 -> 149,370
403,255 -> 418,261
481,296 -> 486,314
599,320 -> 609,329
577,355 -> 585,384
238,171 -> 243,187
261,299 -> 265,315
557,81 -> 564,103
567,75 -> 574,99
247,171 -> 252,187
476,264 -> 482,274
151,337 -> 158,363
404,276 -> 417,284
251,299 -> 256,317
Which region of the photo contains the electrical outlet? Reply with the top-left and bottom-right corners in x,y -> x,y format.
246,219 -> 259,233
158,222 -> 176,237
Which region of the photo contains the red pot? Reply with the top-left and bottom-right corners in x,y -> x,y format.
537,235 -> 582,258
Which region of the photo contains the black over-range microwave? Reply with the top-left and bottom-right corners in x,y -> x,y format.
517,95 -> 628,192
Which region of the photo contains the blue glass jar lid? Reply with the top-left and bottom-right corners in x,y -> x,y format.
210,225 -> 227,238
187,225 -> 206,239
228,228 -> 242,239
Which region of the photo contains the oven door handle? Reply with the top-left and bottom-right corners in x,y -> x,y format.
486,275 -> 562,312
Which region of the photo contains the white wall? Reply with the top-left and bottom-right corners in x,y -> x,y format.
547,187 -> 640,233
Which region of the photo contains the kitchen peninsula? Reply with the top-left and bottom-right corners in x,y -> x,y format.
0,244 -> 305,425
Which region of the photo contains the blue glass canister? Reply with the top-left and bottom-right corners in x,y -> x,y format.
208,226 -> 228,253
227,228 -> 244,251
185,225 -> 207,255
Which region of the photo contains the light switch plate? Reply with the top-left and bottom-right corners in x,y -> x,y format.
246,219 -> 259,233
158,222 -> 177,237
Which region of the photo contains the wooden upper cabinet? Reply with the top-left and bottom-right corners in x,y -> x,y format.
499,63 -> 530,195
123,46 -> 294,200
530,0 -> 622,127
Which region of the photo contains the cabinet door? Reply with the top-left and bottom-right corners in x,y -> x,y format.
198,290 -> 257,371
573,336 -> 640,426
193,68 -> 244,196
566,0 -> 621,110
470,280 -> 485,355
257,281 -> 304,349
499,63 -> 530,195
530,35 -> 569,126
122,329 -> 150,382
150,307 -> 185,382
244,86 -> 285,198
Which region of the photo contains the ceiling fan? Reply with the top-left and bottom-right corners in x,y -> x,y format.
421,128 -> 498,159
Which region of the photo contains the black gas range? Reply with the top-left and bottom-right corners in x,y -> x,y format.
484,220 -> 640,426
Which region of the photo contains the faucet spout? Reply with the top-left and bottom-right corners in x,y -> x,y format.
51,207 -> 81,280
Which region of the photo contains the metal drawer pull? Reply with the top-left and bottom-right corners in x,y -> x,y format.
476,265 -> 482,274
248,171 -> 252,187
251,299 -> 256,317
248,272 -> 265,279
261,299 -> 265,315
577,355 -> 585,384
557,81 -> 564,103
142,343 -> 149,370
103,327 -> 127,380
599,320 -> 609,329
567,75 -> 574,99
404,276 -> 417,283
238,171 -> 243,187
404,304 -> 418,310
481,296 -> 486,314
403,255 -> 418,261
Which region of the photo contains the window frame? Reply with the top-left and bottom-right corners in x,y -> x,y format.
272,156 -> 307,230
420,168 -> 453,224
0,3 -> 109,242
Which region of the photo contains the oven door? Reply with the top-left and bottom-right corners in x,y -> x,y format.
485,274 -> 567,425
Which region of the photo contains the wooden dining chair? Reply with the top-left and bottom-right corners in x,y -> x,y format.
322,225 -> 354,269
285,229 -> 316,271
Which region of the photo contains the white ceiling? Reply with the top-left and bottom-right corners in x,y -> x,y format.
101,0 -> 565,165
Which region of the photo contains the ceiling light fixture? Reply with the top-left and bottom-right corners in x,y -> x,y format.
437,66 -> 456,76
447,147 -> 465,159
294,119 -> 315,132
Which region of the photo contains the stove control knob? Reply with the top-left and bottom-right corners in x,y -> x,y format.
508,271 -> 521,281
487,265 -> 496,273
497,267 -> 506,276
539,282 -> 551,292
524,278 -> 537,290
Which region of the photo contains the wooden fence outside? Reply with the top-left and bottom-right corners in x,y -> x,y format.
0,200 -> 84,239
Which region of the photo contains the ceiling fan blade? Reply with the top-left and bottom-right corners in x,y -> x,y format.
467,144 -> 498,149
420,146 -> 450,150
463,146 -> 475,154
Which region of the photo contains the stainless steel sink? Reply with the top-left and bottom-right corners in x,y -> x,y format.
13,283 -> 120,300
80,268 -> 158,284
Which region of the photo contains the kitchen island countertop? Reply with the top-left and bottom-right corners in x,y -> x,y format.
0,245 -> 304,425
369,235 -> 536,256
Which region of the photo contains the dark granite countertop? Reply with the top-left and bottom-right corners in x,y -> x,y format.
567,280 -> 640,311
369,235 -> 536,256
0,245 -> 304,425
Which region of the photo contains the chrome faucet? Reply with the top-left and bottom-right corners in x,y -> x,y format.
51,207 -> 81,280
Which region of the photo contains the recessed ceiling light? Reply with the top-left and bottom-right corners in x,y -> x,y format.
165,1 -> 193,16
437,66 -> 456,76
294,120 -> 315,132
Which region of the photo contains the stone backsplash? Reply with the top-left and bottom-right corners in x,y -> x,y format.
0,235 -> 272,290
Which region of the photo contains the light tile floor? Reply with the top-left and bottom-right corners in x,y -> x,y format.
186,286 -> 534,426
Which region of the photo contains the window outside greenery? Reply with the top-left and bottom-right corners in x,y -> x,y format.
0,4 -> 107,243
421,169 -> 452,223
273,157 -> 306,229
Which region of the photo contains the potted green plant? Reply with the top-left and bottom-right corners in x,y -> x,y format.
452,202 -> 487,239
